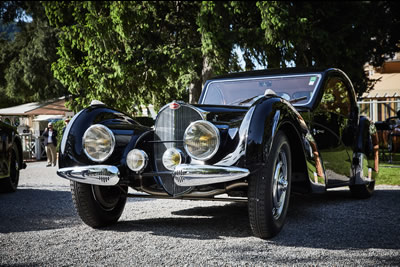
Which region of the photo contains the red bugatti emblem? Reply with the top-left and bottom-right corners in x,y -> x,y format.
169,102 -> 180,110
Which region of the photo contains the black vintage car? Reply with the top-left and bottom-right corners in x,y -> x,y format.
57,68 -> 378,239
0,121 -> 26,193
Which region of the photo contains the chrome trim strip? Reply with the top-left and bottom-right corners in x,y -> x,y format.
173,164 -> 249,187
155,101 -> 206,124
271,110 -> 281,140
215,105 -> 256,166
354,153 -> 374,185
57,165 -> 120,186
127,193 -> 248,202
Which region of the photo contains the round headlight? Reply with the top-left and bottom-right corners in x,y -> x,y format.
83,124 -> 115,162
183,120 -> 220,161
162,148 -> 183,170
127,149 -> 148,172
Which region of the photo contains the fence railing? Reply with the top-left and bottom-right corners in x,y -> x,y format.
19,134 -> 46,160
357,98 -> 400,122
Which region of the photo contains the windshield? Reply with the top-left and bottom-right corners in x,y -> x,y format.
201,74 -> 321,106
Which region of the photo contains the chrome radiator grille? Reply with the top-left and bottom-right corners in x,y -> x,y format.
154,103 -> 203,196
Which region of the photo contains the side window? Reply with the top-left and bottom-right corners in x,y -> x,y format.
319,78 -> 351,117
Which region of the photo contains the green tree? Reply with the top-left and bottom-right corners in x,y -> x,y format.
44,1 -> 265,110
44,1 -> 207,112
39,0 -> 400,113
0,1 -> 67,106
257,1 -> 400,95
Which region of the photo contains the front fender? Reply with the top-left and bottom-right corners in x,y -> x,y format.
245,97 -> 298,168
245,97 -> 325,192
59,104 -> 151,169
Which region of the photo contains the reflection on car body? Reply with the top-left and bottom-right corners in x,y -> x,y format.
57,68 -> 379,239
0,121 -> 26,193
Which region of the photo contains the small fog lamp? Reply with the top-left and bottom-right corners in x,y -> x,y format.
162,148 -> 184,171
127,149 -> 148,172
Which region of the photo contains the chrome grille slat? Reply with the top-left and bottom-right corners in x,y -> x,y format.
154,103 -> 203,196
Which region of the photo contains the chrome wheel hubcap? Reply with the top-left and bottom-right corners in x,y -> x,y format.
272,151 -> 288,220
92,186 -> 121,211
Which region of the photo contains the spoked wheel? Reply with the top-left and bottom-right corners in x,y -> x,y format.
350,136 -> 377,199
92,185 -> 124,211
0,143 -> 20,193
272,151 -> 289,220
248,130 -> 292,239
71,181 -> 128,227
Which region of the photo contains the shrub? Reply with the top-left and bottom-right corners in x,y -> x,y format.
52,120 -> 66,152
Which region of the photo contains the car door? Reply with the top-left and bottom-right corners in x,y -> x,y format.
311,76 -> 354,185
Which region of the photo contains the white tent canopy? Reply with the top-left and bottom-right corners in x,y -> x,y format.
33,115 -> 64,121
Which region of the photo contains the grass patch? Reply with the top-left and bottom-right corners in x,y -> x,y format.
377,152 -> 400,185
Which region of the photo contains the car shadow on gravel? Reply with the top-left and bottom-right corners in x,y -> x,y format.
105,188 -> 399,248
273,188 -> 400,250
106,202 -> 253,239
0,188 -> 80,233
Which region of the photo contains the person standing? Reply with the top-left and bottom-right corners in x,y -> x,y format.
42,122 -> 58,167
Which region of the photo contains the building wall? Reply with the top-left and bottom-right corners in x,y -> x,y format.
358,97 -> 400,122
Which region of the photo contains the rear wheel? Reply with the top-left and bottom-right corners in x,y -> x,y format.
350,181 -> 375,199
70,181 -> 128,227
350,141 -> 376,199
0,143 -> 20,193
248,131 -> 292,239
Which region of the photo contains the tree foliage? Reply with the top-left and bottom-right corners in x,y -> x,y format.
0,1 -> 67,107
44,1 -> 207,113
1,1 -> 399,112
257,1 -> 400,94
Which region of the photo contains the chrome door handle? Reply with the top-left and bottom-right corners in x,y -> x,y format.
313,129 -> 325,135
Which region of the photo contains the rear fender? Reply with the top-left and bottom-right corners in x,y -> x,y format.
353,116 -> 379,184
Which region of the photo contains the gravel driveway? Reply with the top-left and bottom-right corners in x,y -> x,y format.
1,161 -> 399,266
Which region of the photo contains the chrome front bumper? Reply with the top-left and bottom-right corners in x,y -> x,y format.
57,164 -> 250,187
57,165 -> 120,186
173,164 -> 250,186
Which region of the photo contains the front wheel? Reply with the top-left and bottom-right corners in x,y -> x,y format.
70,181 -> 128,227
248,131 -> 292,239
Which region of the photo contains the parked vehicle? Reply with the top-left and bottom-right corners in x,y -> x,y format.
0,121 -> 26,193
57,68 -> 379,239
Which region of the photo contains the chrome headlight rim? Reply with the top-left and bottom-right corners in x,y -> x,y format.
183,120 -> 220,161
82,124 -> 116,162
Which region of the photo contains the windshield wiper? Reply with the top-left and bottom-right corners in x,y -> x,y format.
230,95 -> 307,106
289,96 -> 308,104
229,95 -> 260,106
